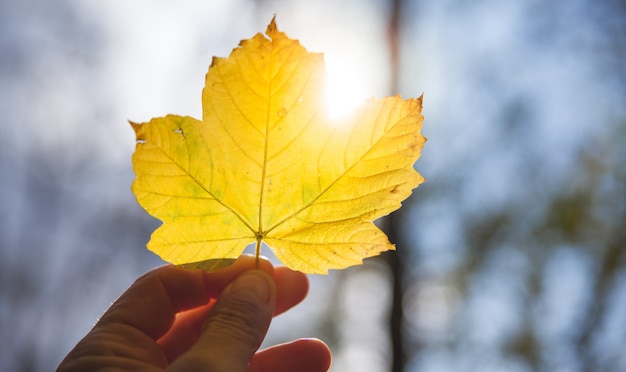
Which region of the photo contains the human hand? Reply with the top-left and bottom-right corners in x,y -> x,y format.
57,255 -> 331,371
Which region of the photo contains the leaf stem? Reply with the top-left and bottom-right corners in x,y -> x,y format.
254,238 -> 262,269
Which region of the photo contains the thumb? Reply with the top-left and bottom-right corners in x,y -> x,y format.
168,270 -> 277,372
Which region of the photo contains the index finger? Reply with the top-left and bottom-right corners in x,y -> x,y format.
98,255 -> 274,340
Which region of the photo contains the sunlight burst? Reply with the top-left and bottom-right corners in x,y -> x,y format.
324,57 -> 368,121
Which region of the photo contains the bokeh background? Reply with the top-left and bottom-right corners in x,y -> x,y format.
1,0 -> 625,371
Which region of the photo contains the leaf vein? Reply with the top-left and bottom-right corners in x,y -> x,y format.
265,104 -> 413,235
152,140 -> 257,234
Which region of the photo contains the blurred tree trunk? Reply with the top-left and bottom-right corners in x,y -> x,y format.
383,224 -> 406,372
385,0 -> 407,371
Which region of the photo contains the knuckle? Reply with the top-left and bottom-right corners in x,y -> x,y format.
205,297 -> 266,343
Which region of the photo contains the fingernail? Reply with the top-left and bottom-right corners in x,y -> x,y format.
229,271 -> 273,304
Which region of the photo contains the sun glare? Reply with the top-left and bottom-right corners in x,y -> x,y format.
324,56 -> 368,121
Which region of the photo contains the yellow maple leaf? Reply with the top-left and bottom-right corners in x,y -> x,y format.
130,19 -> 426,274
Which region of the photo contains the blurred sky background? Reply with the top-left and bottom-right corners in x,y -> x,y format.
1,0 -> 625,371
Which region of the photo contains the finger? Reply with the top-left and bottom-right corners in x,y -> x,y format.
250,339 -> 332,372
201,255 -> 274,298
274,266 -> 308,316
159,265 -> 308,362
99,255 -> 273,340
157,301 -> 214,363
169,270 -> 276,371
